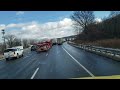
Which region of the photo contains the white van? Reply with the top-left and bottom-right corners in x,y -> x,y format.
4,46 -> 24,60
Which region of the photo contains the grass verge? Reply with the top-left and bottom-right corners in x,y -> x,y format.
73,39 -> 120,49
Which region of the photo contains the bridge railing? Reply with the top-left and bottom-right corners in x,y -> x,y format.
68,41 -> 120,60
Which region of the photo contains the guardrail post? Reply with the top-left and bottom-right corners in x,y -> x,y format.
113,52 -> 116,57
94,48 -> 96,52
68,42 -> 120,61
104,50 -> 107,54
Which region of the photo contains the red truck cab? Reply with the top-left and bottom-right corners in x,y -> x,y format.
36,40 -> 52,52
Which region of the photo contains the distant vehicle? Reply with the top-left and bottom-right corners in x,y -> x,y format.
31,45 -> 36,51
51,39 -> 57,45
3,46 -> 24,60
36,40 -> 52,52
57,38 -> 63,45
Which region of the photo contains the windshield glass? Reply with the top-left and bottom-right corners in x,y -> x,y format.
4,49 -> 17,52
0,11 -> 120,79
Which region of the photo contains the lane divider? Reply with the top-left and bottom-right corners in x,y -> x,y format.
46,53 -> 48,56
31,68 -> 39,79
62,46 -> 95,77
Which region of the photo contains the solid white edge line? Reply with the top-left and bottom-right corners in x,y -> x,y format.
46,53 -> 48,56
31,68 -> 39,79
62,46 -> 95,77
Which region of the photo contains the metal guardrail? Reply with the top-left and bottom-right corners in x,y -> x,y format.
68,41 -> 120,60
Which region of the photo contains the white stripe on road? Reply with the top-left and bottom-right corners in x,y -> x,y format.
46,53 -> 48,56
23,56 -> 29,59
62,47 -> 95,77
31,68 -> 39,79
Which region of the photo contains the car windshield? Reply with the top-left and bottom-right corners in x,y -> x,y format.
4,49 -> 17,52
0,11 -> 120,79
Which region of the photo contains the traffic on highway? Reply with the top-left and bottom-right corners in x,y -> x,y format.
0,41 -> 120,79
0,11 -> 120,79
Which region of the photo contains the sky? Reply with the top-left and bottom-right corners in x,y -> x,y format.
0,11 -> 110,42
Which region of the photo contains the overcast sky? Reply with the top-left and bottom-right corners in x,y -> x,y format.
0,11 -> 110,42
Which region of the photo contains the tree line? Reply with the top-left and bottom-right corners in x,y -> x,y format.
71,11 -> 120,41
0,34 -> 37,53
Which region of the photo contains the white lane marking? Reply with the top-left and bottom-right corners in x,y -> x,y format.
23,55 -> 29,59
38,61 -> 46,65
23,56 -> 27,59
62,47 -> 95,77
31,68 -> 39,79
46,53 -> 48,56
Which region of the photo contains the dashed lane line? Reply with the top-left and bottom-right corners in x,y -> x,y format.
31,68 -> 39,79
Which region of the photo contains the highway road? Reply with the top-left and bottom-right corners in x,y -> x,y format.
0,42 -> 120,79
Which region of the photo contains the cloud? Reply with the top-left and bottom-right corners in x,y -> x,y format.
0,24 -> 5,30
2,18 -> 76,40
16,11 -> 24,15
6,23 -> 25,28
95,18 -> 102,23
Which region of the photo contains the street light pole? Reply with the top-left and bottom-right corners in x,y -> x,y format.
1,29 -> 6,50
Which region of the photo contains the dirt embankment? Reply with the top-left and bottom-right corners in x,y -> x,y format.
73,39 -> 120,49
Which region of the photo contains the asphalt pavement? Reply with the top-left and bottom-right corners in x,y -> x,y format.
0,42 -> 120,79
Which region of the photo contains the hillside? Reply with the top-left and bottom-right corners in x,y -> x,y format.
74,14 -> 120,48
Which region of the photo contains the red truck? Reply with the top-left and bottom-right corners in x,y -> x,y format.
36,40 -> 52,52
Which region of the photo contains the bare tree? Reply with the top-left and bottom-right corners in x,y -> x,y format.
29,39 -> 37,45
71,11 -> 95,34
0,43 -> 3,53
5,35 -> 16,48
109,11 -> 120,18
22,39 -> 29,48
14,38 -> 22,46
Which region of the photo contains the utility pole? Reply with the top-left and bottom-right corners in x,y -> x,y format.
1,29 -> 6,50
